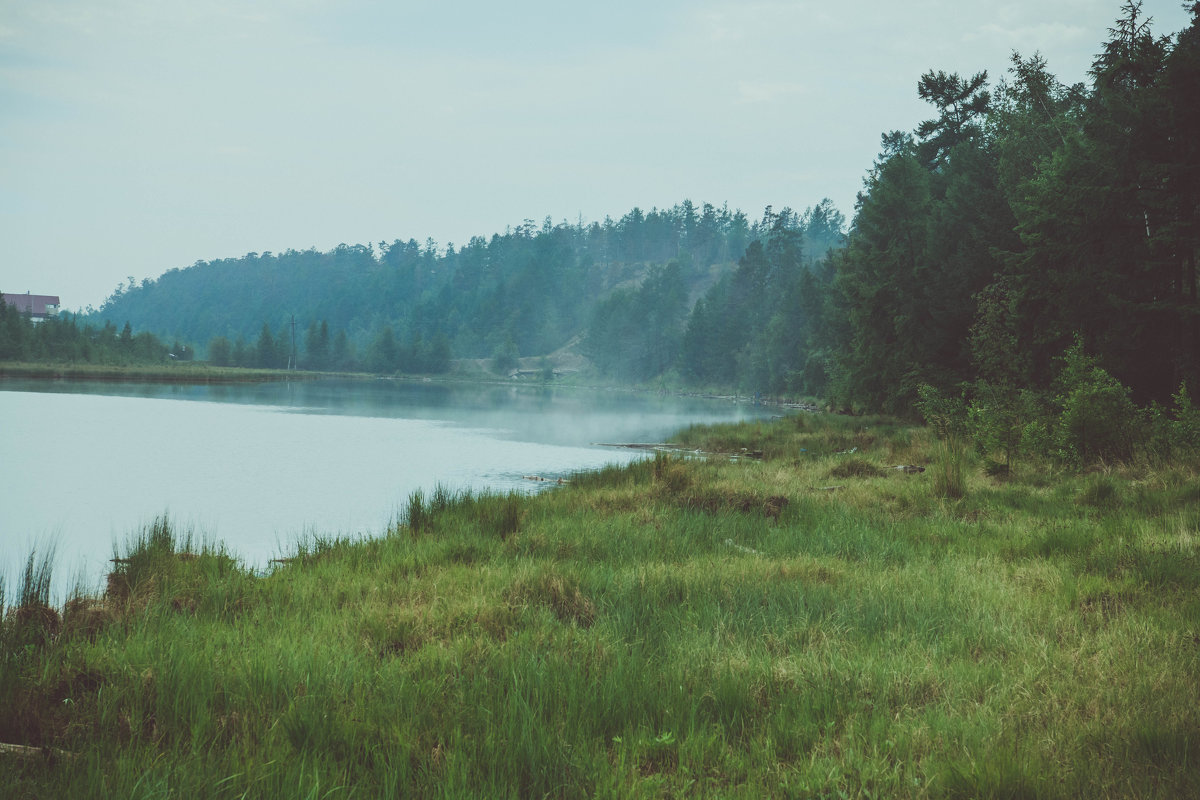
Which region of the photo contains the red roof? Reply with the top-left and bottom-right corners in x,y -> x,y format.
1,293 -> 61,317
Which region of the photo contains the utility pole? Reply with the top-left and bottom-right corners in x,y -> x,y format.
289,315 -> 297,370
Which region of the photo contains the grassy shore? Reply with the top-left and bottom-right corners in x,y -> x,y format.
2,414 -> 1198,798
0,361 -> 320,383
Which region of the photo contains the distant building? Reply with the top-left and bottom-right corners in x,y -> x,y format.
1,292 -> 61,324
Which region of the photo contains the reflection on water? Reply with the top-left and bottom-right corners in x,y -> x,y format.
1,378 -> 775,600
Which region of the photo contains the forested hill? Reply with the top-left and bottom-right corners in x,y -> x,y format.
93,201 -> 845,370
87,2 -> 1199,418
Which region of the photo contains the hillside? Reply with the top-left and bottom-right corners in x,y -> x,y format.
92,201 -> 843,370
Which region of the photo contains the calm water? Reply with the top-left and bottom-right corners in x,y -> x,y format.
1,378 -> 773,599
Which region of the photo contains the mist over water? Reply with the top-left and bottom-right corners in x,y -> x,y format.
1,379 -> 775,601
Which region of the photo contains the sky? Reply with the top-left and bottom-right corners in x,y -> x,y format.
1,0 -> 1193,312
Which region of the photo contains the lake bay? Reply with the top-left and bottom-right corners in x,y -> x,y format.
1,378 -> 773,599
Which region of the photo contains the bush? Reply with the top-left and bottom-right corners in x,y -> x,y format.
1053,342 -> 1142,465
917,384 -> 968,441
966,383 -> 1025,468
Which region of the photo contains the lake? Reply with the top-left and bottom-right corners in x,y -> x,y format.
1,378 -> 775,600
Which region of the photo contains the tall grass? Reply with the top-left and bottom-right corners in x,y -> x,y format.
931,437 -> 968,499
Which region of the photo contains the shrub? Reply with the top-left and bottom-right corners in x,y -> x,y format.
1053,342 -> 1142,465
1168,383 -> 1200,455
917,384 -> 968,441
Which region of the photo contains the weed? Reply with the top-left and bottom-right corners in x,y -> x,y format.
1077,473 -> 1122,509
829,457 -> 885,479
932,438 -> 968,499
405,489 -> 431,535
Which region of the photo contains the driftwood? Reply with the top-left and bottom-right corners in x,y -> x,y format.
523,475 -> 568,484
724,538 -> 762,556
594,442 -> 678,450
0,742 -> 77,761
594,443 -> 764,460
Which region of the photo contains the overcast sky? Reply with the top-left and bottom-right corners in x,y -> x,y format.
1,0 -> 1192,312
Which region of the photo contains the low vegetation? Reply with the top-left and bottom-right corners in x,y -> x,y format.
0,361 -> 316,383
3,411 -> 1197,798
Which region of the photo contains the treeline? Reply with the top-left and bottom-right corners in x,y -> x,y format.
0,298 -> 187,365
205,320 -> 451,374
93,201 -> 787,367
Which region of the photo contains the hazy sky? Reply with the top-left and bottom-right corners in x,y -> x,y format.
1,1 -> 1192,312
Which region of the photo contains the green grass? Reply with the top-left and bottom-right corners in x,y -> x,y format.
2,415 -> 1198,797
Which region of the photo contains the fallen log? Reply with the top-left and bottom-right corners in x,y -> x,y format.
523,475 -> 568,484
594,443 -> 763,460
593,442 -> 678,450
0,742 -> 77,761
724,538 -> 762,556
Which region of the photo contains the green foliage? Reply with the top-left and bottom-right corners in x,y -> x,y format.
680,204 -> 845,393
964,384 -> 1047,469
828,457 -> 885,479
584,260 -> 688,381
89,200 -> 811,376
926,339 -> 1164,469
1076,473 -> 1124,509
404,489 -> 431,535
916,384 -> 968,441
490,336 -> 519,375
1167,383 -> 1200,454
206,335 -> 232,366
1053,340 -> 1143,464
0,298 -> 176,366
914,69 -> 991,169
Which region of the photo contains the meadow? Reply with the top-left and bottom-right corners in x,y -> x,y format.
2,412 -> 1197,798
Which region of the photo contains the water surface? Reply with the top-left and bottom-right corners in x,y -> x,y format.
1,378 -> 773,599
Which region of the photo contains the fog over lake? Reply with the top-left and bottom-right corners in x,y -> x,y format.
1,379 -> 775,600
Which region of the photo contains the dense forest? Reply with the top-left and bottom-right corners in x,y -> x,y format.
682,0 -> 1198,418
93,201 -> 839,374
0,299 -> 188,366
77,2 -> 1200,428
816,1 -> 1200,416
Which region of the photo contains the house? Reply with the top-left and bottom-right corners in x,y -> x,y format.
1,292 -> 61,324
